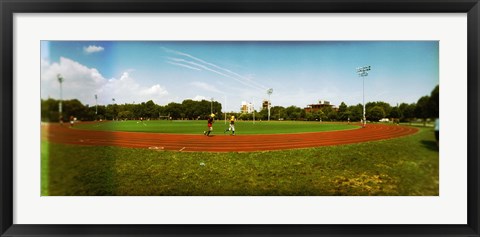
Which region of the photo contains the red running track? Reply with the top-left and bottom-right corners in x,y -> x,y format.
42,123 -> 418,152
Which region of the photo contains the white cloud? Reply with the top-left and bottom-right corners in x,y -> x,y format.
83,45 -> 104,54
192,95 -> 207,101
41,57 -> 168,105
141,84 -> 168,97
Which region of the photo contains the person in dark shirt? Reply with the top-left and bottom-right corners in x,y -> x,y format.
204,113 -> 215,136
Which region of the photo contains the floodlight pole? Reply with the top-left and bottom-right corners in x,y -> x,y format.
224,95 -> 227,125
112,98 -> 116,121
252,97 -> 255,124
57,74 -> 64,121
210,97 -> 214,114
356,66 -> 371,128
95,94 -> 98,115
363,75 -> 366,127
267,88 -> 273,121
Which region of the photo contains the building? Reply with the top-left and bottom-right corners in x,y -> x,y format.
241,101 -> 254,113
262,100 -> 270,110
304,100 -> 335,113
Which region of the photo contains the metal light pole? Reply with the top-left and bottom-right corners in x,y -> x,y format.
112,98 -> 116,121
356,66 -> 371,127
95,94 -> 98,115
57,74 -> 64,122
267,88 -> 273,121
224,95 -> 227,125
210,97 -> 214,114
252,97 -> 255,124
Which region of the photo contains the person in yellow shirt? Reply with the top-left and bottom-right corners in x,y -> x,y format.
224,115 -> 236,136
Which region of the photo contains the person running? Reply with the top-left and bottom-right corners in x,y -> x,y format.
204,113 -> 215,136
224,115 -> 236,135
69,115 -> 75,127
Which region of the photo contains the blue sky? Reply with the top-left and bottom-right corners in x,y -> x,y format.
41,41 -> 438,112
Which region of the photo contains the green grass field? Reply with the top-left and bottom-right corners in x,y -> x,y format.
41,126 -> 438,196
73,120 -> 358,135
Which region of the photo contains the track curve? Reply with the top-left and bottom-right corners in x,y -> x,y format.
42,123 -> 418,152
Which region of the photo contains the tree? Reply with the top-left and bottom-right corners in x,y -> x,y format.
429,85 -> 439,118
366,101 -> 391,118
337,102 -> 348,121
399,103 -> 416,122
165,102 -> 182,119
270,106 -> 285,120
118,110 -> 133,120
285,106 -> 302,120
63,99 -> 90,120
144,100 -> 157,118
415,96 -> 430,125
389,106 -> 401,120
258,109 -> 268,120
367,106 -> 386,122
41,98 -> 61,122
327,109 -> 338,121
346,104 -> 363,122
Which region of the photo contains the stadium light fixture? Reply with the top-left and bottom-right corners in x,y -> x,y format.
57,74 -> 64,120
356,65 -> 371,127
267,88 -> 273,121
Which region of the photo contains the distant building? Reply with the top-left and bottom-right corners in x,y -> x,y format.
304,100 -> 335,113
262,100 -> 270,110
241,101 -> 254,113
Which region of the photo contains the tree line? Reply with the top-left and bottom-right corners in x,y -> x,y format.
41,99 -> 222,122
235,85 -> 438,123
41,85 -> 438,123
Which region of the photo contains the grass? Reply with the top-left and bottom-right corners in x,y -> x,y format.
73,120 -> 358,135
41,126 -> 439,196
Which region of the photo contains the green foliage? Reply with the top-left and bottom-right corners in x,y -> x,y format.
337,102 -> 348,121
42,127 -> 438,196
415,96 -> 430,120
367,106 -> 386,122
366,101 -> 391,118
270,106 -> 286,120
429,85 -> 439,118
284,106 -> 303,120
389,106 -> 401,119
41,85 -> 439,123
399,103 -> 416,122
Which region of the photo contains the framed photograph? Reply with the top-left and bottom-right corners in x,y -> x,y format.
1,0 -> 479,236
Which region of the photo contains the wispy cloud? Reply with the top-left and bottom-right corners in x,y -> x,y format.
190,81 -> 222,93
167,61 -> 202,71
163,47 -> 269,92
83,45 -> 104,54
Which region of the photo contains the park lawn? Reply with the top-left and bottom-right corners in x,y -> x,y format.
41,127 -> 438,196
73,120 -> 359,135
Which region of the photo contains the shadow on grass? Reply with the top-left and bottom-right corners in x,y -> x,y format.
43,123 -> 118,196
421,140 -> 438,151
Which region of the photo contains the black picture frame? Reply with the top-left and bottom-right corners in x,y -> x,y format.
1,0 -> 479,236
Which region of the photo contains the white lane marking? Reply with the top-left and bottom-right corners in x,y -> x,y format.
179,147 -> 186,151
